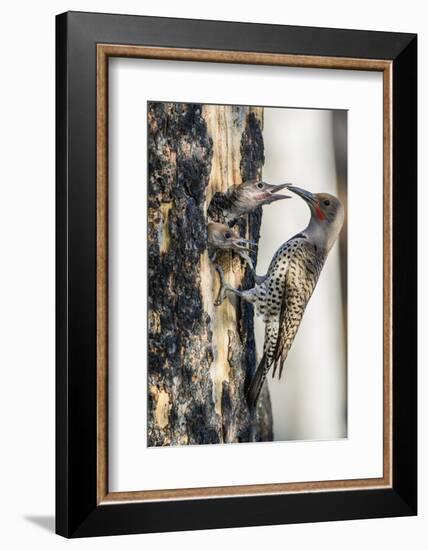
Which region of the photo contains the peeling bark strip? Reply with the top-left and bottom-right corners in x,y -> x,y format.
148,102 -> 273,446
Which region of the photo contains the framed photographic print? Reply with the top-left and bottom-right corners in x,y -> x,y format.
56,11 -> 417,538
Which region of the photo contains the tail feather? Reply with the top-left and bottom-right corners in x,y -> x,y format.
246,354 -> 268,411
272,357 -> 286,379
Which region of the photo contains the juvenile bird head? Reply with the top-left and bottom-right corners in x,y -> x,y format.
233,179 -> 291,208
287,185 -> 345,252
207,222 -> 257,252
224,180 -> 291,222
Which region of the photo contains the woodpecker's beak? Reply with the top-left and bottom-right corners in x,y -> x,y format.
266,182 -> 291,193
286,185 -> 317,206
228,236 -> 258,252
262,182 -> 292,203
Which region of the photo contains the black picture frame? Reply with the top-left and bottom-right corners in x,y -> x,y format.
56,10 -> 417,538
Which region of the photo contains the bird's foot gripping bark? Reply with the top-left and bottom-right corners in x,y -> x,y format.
214,265 -> 229,306
237,250 -> 255,272
214,265 -> 256,306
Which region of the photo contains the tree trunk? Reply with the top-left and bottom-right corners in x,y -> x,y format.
147,102 -> 273,446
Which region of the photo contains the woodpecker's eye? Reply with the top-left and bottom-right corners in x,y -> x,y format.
257,182 -> 264,189
323,200 -> 330,206
224,232 -> 231,239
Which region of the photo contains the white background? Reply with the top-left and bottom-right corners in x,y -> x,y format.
0,1 -> 425,548
109,61 -> 382,491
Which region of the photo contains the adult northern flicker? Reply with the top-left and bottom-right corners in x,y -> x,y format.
208,180 -> 291,224
215,185 -> 345,409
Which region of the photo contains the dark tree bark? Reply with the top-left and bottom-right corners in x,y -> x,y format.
147,102 -> 273,446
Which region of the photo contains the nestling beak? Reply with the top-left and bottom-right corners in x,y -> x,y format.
228,236 -> 258,252
262,183 -> 292,204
